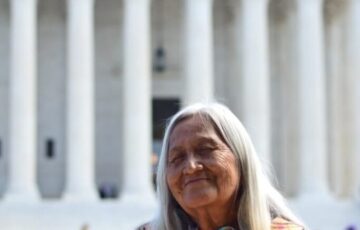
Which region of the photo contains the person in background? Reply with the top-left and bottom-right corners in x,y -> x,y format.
139,103 -> 305,230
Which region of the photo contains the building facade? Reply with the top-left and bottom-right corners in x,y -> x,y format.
0,0 -> 359,228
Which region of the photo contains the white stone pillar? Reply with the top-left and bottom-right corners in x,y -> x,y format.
183,0 -> 214,105
345,0 -> 360,199
5,0 -> 39,202
296,0 -> 328,196
237,0 -> 270,161
122,0 -> 154,200
64,0 -> 97,201
326,8 -> 345,197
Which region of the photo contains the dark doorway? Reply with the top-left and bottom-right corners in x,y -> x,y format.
152,98 -> 181,141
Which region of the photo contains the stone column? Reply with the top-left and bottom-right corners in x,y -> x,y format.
326,5 -> 346,196
237,0 -> 270,161
345,0 -> 360,199
5,0 -> 39,202
63,0 -> 97,201
122,0 -> 154,200
183,0 -> 214,105
296,0 -> 328,197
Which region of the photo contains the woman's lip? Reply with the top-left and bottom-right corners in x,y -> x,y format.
184,178 -> 208,186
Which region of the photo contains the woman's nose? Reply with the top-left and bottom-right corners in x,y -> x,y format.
183,155 -> 203,174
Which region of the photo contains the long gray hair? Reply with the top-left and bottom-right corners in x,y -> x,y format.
151,103 -> 303,230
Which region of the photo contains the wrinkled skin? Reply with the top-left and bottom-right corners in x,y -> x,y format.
166,116 -> 240,230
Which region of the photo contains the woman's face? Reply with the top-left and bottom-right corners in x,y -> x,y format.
166,116 -> 240,212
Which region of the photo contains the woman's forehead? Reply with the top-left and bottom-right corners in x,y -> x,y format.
167,116 -> 225,152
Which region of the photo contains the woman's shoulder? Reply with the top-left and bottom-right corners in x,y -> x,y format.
271,217 -> 304,230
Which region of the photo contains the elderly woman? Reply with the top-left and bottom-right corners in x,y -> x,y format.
140,103 -> 304,230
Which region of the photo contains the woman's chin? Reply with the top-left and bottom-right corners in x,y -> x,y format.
181,188 -> 217,209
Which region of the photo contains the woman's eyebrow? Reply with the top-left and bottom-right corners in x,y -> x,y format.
168,146 -> 183,156
196,137 -> 217,145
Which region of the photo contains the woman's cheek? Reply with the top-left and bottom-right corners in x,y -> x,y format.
167,168 -> 180,187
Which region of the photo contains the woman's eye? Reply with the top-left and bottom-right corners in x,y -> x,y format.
169,155 -> 184,164
197,146 -> 214,154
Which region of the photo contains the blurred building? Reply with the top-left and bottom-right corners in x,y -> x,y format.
0,0 -> 359,229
